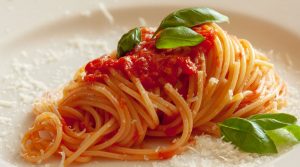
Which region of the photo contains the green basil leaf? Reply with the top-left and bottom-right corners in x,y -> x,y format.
250,119 -> 291,130
156,26 -> 204,49
154,7 -> 229,36
285,124 -> 300,141
266,128 -> 298,151
249,113 -> 297,130
249,113 -> 297,124
219,117 -> 277,154
117,27 -> 141,58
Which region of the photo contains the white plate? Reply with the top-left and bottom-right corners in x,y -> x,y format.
0,0 -> 299,167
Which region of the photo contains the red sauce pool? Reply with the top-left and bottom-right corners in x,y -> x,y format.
84,25 -> 215,96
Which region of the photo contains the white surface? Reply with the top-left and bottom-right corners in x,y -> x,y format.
0,0 -> 299,167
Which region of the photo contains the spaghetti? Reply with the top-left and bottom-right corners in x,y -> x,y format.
21,22 -> 286,166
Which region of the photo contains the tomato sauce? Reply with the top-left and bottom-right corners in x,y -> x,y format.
84,25 -> 215,96
165,124 -> 182,137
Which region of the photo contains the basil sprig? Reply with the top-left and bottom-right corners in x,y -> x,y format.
116,8 -> 229,57
154,7 -> 228,49
285,124 -> 300,140
249,113 -> 297,130
219,113 -> 300,154
154,7 -> 229,36
156,26 -> 204,49
117,27 -> 141,57
219,117 -> 277,154
266,128 -> 299,150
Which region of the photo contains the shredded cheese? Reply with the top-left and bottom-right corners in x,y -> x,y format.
99,2 -> 114,24
0,116 -> 12,126
0,100 -> 15,108
209,77 -> 219,84
138,17 -> 147,26
58,151 -> 66,167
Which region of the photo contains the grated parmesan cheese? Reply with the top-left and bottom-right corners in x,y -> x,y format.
58,151 -> 66,167
131,119 -> 137,124
143,155 -> 149,161
155,146 -> 161,152
64,10 -> 72,16
284,54 -> 293,67
209,77 -> 219,84
0,100 -> 15,108
138,17 -> 147,26
98,2 -> 114,24
228,89 -> 233,100
0,116 -> 12,126
80,10 -> 92,17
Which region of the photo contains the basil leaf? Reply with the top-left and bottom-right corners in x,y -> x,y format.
250,119 -> 291,130
156,26 -> 204,49
154,7 -> 229,36
285,124 -> 300,141
117,27 -> 141,57
219,117 -> 277,154
249,113 -> 297,130
249,113 -> 297,124
266,128 -> 298,151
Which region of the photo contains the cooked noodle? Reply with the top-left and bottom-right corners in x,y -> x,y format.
21,23 -> 286,166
